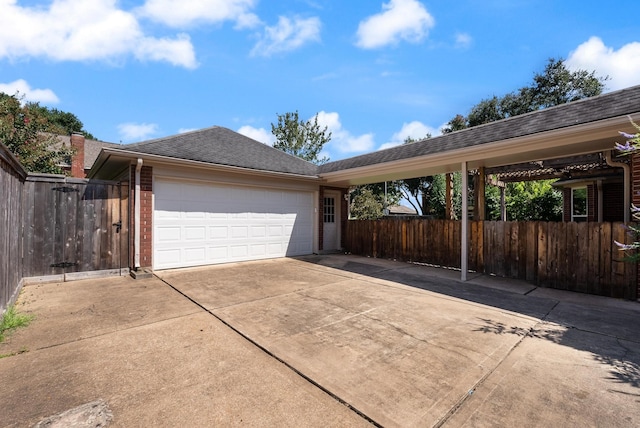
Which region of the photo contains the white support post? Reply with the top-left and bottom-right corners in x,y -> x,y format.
461,161 -> 468,281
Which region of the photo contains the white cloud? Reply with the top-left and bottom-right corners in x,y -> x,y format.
178,127 -> 198,134
138,0 -> 260,29
315,111 -> 375,154
355,0 -> 435,49
379,120 -> 441,150
566,37 -> 640,91
0,0 -> 197,68
455,32 -> 472,49
118,122 -> 159,142
0,79 -> 59,104
237,125 -> 274,145
251,16 -> 321,57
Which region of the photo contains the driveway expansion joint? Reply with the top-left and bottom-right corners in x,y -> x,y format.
155,273 -> 383,428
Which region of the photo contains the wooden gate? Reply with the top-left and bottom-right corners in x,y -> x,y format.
22,175 -> 129,278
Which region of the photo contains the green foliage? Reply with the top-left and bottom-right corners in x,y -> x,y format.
505,180 -> 562,221
420,173 -> 463,219
443,58 -> 607,131
0,305 -> 33,343
271,110 -> 331,164
27,102 -> 96,140
484,184 -> 502,220
350,183 -> 402,219
0,93 -> 74,174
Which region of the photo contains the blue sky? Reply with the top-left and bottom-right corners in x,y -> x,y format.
1,0 -> 639,162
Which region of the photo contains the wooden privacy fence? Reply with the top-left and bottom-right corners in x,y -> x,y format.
0,145 -> 26,312
345,219 -> 637,299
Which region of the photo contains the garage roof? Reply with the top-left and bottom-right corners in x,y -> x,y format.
100,126 -> 318,177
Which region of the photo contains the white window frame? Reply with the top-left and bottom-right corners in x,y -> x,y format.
323,197 -> 336,223
571,186 -> 588,222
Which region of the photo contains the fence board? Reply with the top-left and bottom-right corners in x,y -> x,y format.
344,218 -> 637,299
575,222 -> 589,293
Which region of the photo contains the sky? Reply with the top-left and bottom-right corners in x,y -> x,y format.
1,0 -> 640,163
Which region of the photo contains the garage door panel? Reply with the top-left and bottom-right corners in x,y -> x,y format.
209,246 -> 228,259
210,226 -> 228,238
154,179 -> 314,269
184,247 -> 206,263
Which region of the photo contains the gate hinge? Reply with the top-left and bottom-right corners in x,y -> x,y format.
52,186 -> 79,193
50,261 -> 78,268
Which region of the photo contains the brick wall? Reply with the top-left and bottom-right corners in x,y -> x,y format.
587,184 -> 596,222
563,188 -> 571,222
129,164 -> 153,269
603,182 -> 624,222
70,133 -> 85,178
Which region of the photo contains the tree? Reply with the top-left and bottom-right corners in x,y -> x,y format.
349,183 -> 401,220
0,93 -> 73,174
27,102 -> 96,140
271,111 -> 331,164
442,58 -> 608,132
505,180 -> 562,221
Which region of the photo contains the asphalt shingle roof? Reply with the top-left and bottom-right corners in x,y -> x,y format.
319,84 -> 640,174
122,126 -> 319,176
84,139 -> 121,169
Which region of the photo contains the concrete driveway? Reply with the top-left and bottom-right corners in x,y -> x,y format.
1,255 -> 639,427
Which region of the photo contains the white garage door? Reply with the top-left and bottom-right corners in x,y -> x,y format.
153,178 -> 315,270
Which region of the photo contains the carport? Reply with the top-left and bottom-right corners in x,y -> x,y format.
319,85 -> 640,282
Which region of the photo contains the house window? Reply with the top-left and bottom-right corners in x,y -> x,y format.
572,187 -> 587,222
323,197 -> 335,223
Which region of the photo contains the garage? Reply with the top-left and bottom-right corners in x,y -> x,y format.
154,178 -> 315,270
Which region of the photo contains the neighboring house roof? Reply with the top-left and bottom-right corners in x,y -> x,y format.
387,205 -> 417,215
119,126 -> 318,176
319,84 -> 640,175
84,139 -> 121,170
55,135 -> 121,169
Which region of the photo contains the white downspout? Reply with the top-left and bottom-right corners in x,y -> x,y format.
605,151 -> 631,223
461,162 -> 468,281
135,158 -> 143,268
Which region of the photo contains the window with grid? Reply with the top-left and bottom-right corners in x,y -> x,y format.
323,197 -> 335,223
572,187 -> 587,222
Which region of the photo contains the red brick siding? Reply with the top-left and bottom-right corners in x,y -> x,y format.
587,184 -> 596,222
563,188 -> 572,222
140,166 -> 153,267
129,164 -> 153,269
602,182 -> 624,222
70,133 -> 85,178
